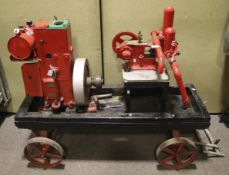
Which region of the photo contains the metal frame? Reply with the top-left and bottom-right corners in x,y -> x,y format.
14,84 -> 210,132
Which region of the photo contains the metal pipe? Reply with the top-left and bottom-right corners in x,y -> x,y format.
151,31 -> 164,74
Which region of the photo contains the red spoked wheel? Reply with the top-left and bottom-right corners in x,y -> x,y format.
24,137 -> 64,169
112,32 -> 138,53
156,137 -> 197,170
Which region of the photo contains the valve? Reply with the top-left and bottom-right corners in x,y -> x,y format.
112,31 -> 138,53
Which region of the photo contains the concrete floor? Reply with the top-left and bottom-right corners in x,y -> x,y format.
0,115 -> 229,175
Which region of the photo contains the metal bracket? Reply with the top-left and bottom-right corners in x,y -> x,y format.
195,129 -> 224,157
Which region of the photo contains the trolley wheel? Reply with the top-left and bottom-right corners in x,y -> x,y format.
24,137 -> 64,169
156,137 -> 197,170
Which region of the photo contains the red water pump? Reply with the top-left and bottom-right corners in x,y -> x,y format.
112,6 -> 190,107
8,19 -> 102,110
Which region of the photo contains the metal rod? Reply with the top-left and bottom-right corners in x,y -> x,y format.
99,0 -> 105,84
204,129 -> 214,144
96,93 -> 112,99
203,151 -> 225,157
194,142 -> 220,149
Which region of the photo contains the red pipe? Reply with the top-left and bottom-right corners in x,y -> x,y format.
164,27 -> 190,107
162,6 -> 174,34
170,62 -> 190,107
151,31 -> 164,74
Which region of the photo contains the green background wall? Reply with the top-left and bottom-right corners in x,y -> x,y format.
0,0 -> 228,112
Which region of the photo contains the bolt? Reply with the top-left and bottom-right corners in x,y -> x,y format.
39,40 -> 44,45
13,28 -> 20,34
139,54 -> 144,59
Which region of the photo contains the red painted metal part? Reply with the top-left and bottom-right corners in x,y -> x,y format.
8,20 -> 75,109
112,6 -> 191,108
164,27 -> 190,107
151,31 -> 164,74
162,6 -> 174,34
8,29 -> 35,60
164,27 -> 176,52
112,31 -> 138,53
112,32 -> 155,70
33,21 -> 74,108
21,63 -> 43,97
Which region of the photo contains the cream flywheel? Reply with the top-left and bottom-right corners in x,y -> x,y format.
73,58 -> 90,106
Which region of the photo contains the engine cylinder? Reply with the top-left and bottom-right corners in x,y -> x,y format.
8,32 -> 34,60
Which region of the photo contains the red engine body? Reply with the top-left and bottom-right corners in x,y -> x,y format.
8,19 -> 75,109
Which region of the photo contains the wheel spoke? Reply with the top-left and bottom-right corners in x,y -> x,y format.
163,147 -> 175,155
181,151 -> 196,156
45,152 -> 62,159
30,151 -> 43,158
116,37 -> 124,44
177,143 -> 184,153
160,155 -> 174,164
175,155 -> 183,165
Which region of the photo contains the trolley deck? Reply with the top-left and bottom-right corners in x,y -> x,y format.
14,84 -> 210,132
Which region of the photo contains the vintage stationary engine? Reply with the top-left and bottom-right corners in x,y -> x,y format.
8,19 -> 102,110
7,7 -> 216,170
112,6 -> 190,109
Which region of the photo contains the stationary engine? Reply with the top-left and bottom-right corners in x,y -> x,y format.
8,19 -> 102,111
112,6 -> 190,108
7,7 -> 215,170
